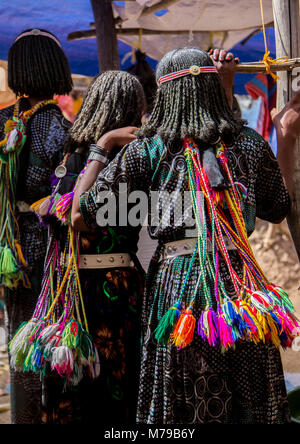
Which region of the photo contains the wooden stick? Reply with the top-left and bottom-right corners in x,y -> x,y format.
68,28 -> 208,41
237,58 -> 300,73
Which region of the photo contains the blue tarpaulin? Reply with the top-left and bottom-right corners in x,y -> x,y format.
0,0 -> 276,94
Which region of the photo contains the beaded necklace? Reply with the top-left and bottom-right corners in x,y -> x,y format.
0,98 -> 57,289
155,138 -> 299,351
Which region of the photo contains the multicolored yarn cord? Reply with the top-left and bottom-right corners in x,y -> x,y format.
156,137 -> 300,351
9,158 -> 100,385
0,99 -> 57,289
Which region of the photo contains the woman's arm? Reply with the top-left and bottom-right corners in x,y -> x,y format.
210,49 -> 239,109
71,126 -> 137,231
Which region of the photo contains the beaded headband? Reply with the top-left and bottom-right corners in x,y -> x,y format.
157,65 -> 217,86
15,29 -> 62,48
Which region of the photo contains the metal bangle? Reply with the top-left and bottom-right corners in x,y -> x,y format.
88,151 -> 110,165
89,144 -> 109,159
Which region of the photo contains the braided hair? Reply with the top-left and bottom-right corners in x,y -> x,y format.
8,29 -> 73,97
137,47 -> 245,145
65,71 -> 145,153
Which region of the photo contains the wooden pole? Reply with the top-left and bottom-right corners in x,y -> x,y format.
68,28 -> 208,41
273,0 -> 300,260
90,0 -> 120,72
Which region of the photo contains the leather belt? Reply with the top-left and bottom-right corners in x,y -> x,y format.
64,253 -> 133,269
160,237 -> 236,261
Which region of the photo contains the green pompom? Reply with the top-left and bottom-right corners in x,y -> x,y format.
23,344 -> 35,372
155,301 -> 182,346
0,246 -> 19,275
62,320 -> 80,350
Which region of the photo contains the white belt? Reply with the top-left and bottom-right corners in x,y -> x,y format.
160,237 -> 236,261
64,253 -> 133,269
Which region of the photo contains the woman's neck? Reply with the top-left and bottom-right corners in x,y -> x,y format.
27,96 -> 53,107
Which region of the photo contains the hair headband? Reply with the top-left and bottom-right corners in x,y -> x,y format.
157,65 -> 217,86
15,29 -> 61,48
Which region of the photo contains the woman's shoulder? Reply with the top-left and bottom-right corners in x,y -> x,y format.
237,126 -> 267,145
33,104 -> 72,132
235,126 -> 268,157
128,134 -> 165,158
0,104 -> 14,124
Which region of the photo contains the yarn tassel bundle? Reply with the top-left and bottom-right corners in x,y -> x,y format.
0,99 -> 57,289
9,224 -> 99,384
155,137 -> 299,351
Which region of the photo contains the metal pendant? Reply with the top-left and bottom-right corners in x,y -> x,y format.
55,164 -> 67,179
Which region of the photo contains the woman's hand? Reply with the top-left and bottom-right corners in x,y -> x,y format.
271,92 -> 300,139
72,126 -> 138,231
96,126 -> 138,153
208,49 -> 239,108
272,91 -> 300,197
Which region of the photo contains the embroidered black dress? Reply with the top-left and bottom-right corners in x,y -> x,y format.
0,98 -> 71,424
81,127 -> 291,424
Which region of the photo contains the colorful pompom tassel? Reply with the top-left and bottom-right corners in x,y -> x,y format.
155,301 -> 182,345
265,312 -> 281,348
23,344 -> 36,372
43,334 -> 62,361
28,319 -> 47,344
222,299 -> 245,338
217,309 -> 234,350
62,320 -> 80,350
30,195 -> 51,213
0,246 -> 19,276
198,307 -> 219,346
30,343 -> 44,371
237,301 -> 263,344
14,240 -> 28,269
78,330 -> 96,366
88,346 -> 101,380
55,192 -> 74,223
51,346 -> 74,377
9,320 -> 38,370
37,323 -> 61,347
171,307 -> 196,349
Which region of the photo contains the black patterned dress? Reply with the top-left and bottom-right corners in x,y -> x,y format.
0,98 -> 71,424
82,127 -> 291,424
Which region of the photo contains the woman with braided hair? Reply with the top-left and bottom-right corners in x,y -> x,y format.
0,29 -> 72,424
72,47 -> 296,424
40,71 -> 146,424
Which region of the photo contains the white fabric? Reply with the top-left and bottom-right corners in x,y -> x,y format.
113,0 -> 273,61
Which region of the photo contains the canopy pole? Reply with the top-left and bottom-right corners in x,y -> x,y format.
90,0 -> 120,72
273,0 -> 300,260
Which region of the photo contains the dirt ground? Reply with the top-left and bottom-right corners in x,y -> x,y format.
248,220 -> 300,374
0,219 -> 299,425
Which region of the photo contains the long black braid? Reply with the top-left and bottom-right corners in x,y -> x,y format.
65,71 -> 146,153
137,47 -> 245,146
8,29 -> 73,97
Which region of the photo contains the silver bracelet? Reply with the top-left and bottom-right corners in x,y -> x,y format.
88,150 -> 110,166
90,144 -> 109,158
